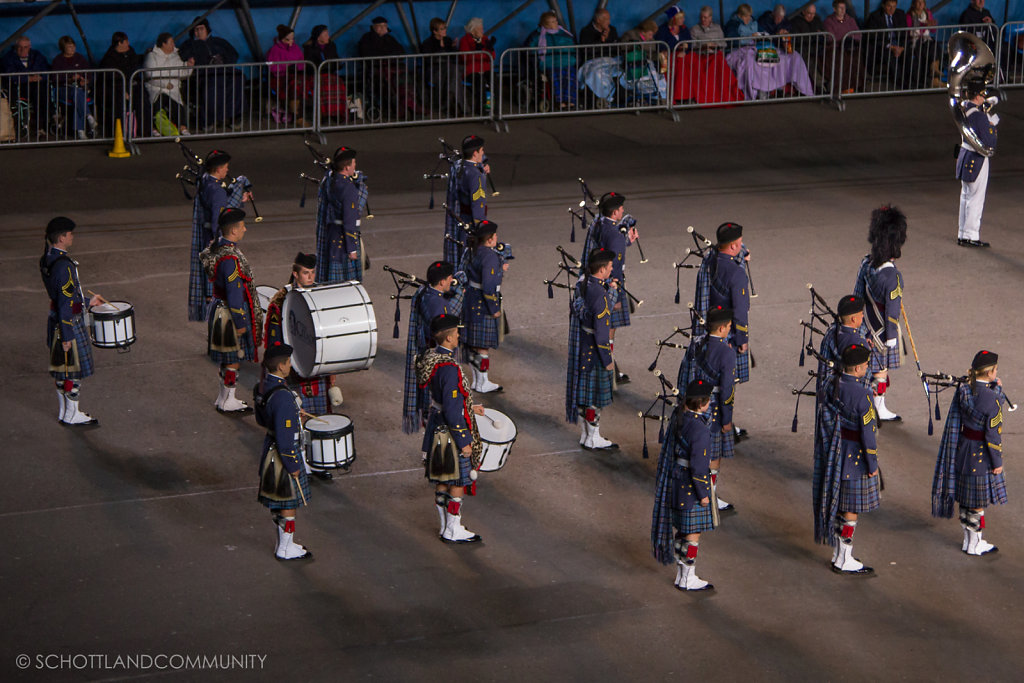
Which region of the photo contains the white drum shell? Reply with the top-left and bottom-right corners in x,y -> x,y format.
477,408 -> 517,472
282,283 -> 377,377
306,414 -> 356,470
90,301 -> 136,349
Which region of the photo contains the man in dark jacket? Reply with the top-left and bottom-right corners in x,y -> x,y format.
357,17 -> 406,57
176,18 -> 244,130
1,35 -> 49,134
97,32 -> 140,135
865,0 -> 912,87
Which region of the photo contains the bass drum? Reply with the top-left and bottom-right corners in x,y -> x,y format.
282,282 -> 377,377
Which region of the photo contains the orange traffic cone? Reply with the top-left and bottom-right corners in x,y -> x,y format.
108,118 -> 131,158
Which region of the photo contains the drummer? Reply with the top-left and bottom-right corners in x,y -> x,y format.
416,314 -> 487,543
265,251 -> 340,480
41,217 -> 103,425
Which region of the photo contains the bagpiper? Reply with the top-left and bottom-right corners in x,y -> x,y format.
444,134 -> 489,265
931,350 -> 1007,556
316,146 -> 370,284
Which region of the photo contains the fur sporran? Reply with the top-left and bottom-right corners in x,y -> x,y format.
426,426 -> 461,481
259,446 -> 296,502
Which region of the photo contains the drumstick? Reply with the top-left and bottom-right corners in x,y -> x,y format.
87,289 -> 108,304
481,412 -> 504,429
299,409 -> 329,424
295,477 -> 308,506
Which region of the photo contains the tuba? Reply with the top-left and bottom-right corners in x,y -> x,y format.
947,31 -> 999,157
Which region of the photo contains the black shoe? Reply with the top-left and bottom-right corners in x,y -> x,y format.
733,426 -> 748,442
310,470 -> 333,481
675,582 -> 715,592
971,239 -> 990,248
827,565 -> 876,573
958,238 -> 990,248
717,501 -> 736,513
616,372 -> 631,384
582,441 -> 620,452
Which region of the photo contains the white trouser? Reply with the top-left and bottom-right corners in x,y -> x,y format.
958,157 -> 989,240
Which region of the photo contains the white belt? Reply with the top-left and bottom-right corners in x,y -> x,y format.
581,326 -> 595,335
674,458 -> 691,468
467,280 -> 500,292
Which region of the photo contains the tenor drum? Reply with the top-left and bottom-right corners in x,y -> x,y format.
256,285 -> 279,313
305,414 -> 356,470
89,301 -> 136,349
476,408 -> 517,472
282,282 -> 377,377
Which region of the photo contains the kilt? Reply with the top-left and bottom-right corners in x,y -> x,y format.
610,300 -> 630,329
257,459 -> 311,511
869,342 -> 901,374
296,377 -> 330,415
326,253 -> 362,284
427,452 -> 474,487
462,297 -> 500,349
576,365 -> 614,410
735,349 -> 750,384
838,474 -> 881,513
47,313 -> 94,380
207,302 -> 257,364
672,502 -> 715,534
955,472 -> 1008,509
709,426 -> 735,460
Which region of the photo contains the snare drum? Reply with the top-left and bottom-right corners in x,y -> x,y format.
305,414 -> 356,470
89,301 -> 136,349
283,282 -> 377,377
476,408 -> 517,472
256,285 -> 279,313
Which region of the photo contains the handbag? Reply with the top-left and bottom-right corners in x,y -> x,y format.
154,108 -> 179,137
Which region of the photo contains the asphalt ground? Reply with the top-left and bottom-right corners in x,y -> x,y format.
2,94 -> 1023,681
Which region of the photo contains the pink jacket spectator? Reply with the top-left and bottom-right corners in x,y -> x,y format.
266,39 -> 303,75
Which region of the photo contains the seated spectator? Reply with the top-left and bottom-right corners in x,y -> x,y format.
959,0 -> 997,47
267,24 -> 307,125
304,25 -> 348,122
143,32 -> 193,135
526,11 -> 577,109
865,0 -> 911,88
825,0 -> 864,93
724,4 -> 760,44
51,36 -> 95,140
673,7 -> 743,106
689,6 -> 727,51
178,18 -> 244,131
621,19 -> 658,43
98,32 -> 140,134
579,8 -> 619,48
758,4 -> 792,34
459,18 -> 495,115
304,25 -> 339,65
420,18 -> 463,116
358,17 -> 419,121
1,35 -> 49,136
654,6 -> 691,53
790,3 -> 828,91
907,0 -> 940,88
618,20 -> 667,101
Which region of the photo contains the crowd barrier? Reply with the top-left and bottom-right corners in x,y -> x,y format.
3,23 -> 1023,148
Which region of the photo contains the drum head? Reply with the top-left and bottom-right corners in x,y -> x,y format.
256,285 -> 278,313
282,289 -> 317,377
306,414 -> 353,437
477,408 -> 516,444
91,301 -> 131,315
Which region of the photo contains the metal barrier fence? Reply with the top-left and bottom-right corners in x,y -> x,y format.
498,41 -> 673,120
998,21 -> 1024,87
0,67 -> 124,146
6,23 -> 1024,148
316,51 -> 495,132
840,23 -> 995,98
127,60 -> 317,144
670,32 -> 834,108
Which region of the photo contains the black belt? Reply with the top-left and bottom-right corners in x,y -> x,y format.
961,427 -> 985,441
840,427 -> 862,442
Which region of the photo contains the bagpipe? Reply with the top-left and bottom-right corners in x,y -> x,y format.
441,203 -> 513,264
920,371 -> 1018,419
298,134 -> 374,218
174,137 -> 262,221
423,137 -> 498,210
541,245 -> 641,310
381,264 -> 461,339
570,177 -> 647,263
637,368 -> 681,459
673,226 -> 756,305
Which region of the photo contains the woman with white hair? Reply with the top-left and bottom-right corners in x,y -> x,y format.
459,17 -> 495,114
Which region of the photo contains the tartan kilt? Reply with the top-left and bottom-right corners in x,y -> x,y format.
869,342 -> 901,373
735,349 -> 750,383
326,254 -> 362,284
610,300 -> 630,328
47,313 -> 94,380
462,299 -> 500,348
207,303 -> 257,364
955,472 -> 1008,508
672,502 -> 715,534
838,474 -> 881,513
257,460 -> 312,511
576,365 -> 614,410
709,426 -> 735,460
427,452 -> 474,487
296,377 -> 330,415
